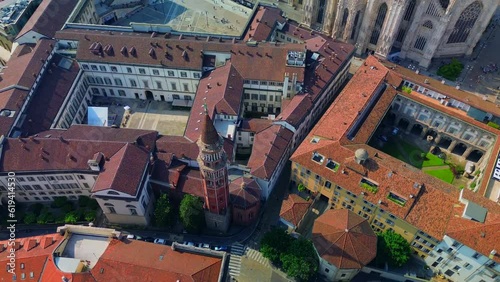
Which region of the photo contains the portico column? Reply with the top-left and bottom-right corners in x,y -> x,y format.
420,127 -> 429,138
462,147 -> 474,159
434,134 -> 442,144
447,140 -> 458,152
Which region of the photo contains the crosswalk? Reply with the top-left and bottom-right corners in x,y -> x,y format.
228,243 -> 246,278
245,248 -> 271,268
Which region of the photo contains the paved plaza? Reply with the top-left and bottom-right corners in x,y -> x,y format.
115,0 -> 252,36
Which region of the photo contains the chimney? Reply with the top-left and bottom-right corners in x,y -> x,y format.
490,250 -> 497,259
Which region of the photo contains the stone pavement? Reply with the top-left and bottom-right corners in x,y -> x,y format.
245,247 -> 271,267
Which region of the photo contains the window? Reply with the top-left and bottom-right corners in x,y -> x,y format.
139,68 -> 146,74
108,207 -> 116,214
99,65 -> 106,71
126,67 -> 133,73
29,272 -> 33,278
170,82 -> 177,91
91,65 -> 98,71
82,183 -> 90,188
173,94 -> 180,99
325,181 -> 332,189
182,83 -> 189,92
82,64 -> 89,70
444,269 -> 454,276
114,78 -> 123,86
370,3 -> 388,45
340,274 -> 346,278
167,71 -> 174,76
104,77 -> 112,85
453,265 -> 461,271
110,66 -> 118,72
152,69 -> 160,75
33,185 -> 42,190
87,76 -> 95,84
324,268 -> 329,273
143,80 -> 149,88
447,2 -> 482,44
180,71 -> 187,78
259,95 -> 266,101
20,263 -> 24,269
118,90 -> 126,97
37,176 -> 45,181
129,79 -> 137,87
193,72 -> 201,78
472,252 -> 480,259
155,81 -> 162,89
312,152 -> 324,164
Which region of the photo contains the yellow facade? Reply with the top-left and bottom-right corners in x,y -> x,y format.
292,161 -> 440,259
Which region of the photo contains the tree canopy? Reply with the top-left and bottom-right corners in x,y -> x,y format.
375,230 -> 412,267
260,228 -> 318,281
179,194 -> 205,234
153,193 -> 176,228
437,58 -> 463,81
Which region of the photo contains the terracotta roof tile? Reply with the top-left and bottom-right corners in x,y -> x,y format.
200,113 -> 220,145
15,0 -> 78,40
243,6 -> 284,41
277,94 -> 313,128
279,193 -> 311,226
92,143 -> 150,196
229,177 -> 261,208
240,118 -> 272,133
248,124 -> 293,179
312,209 -> 377,269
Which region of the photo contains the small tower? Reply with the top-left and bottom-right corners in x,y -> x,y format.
196,110 -> 231,232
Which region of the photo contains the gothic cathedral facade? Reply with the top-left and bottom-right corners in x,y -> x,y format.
301,0 -> 498,68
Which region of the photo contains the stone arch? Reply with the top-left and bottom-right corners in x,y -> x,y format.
369,3 -> 388,45
452,142 -> 468,156
447,1 -> 483,44
427,129 -> 438,139
467,149 -> 483,162
385,112 -> 396,124
437,135 -> 452,148
351,10 -> 361,40
411,123 -> 424,135
398,118 -> 410,130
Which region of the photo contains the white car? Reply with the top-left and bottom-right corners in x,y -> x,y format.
153,238 -> 167,245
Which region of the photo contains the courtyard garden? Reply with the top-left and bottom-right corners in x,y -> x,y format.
379,138 -> 465,186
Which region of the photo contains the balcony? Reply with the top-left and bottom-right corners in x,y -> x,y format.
359,178 -> 378,194
387,192 -> 407,207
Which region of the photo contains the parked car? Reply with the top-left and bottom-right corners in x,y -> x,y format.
141,237 -> 155,242
153,238 -> 167,245
126,234 -> 143,240
391,127 -> 400,135
378,135 -> 388,142
214,246 -> 229,252
183,241 -> 195,247
198,243 -> 210,249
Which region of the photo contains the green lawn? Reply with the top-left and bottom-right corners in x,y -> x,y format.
424,168 -> 455,184
422,153 -> 445,167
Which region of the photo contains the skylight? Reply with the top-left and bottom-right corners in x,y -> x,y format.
312,152 -> 324,164
326,159 -> 339,172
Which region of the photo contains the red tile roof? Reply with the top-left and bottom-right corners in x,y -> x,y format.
0,234 -> 64,281
199,113 -> 220,145
229,177 -> 261,208
277,94 -> 313,127
15,0 -> 78,41
92,143 -> 150,196
19,54 -> 80,136
279,193 -> 311,227
247,124 -> 293,180
312,209 -> 377,269
244,6 -> 284,41
240,118 -> 272,133
292,55 -> 500,262
90,239 -> 222,282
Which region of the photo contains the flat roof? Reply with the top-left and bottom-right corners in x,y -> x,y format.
88,107 -> 109,126
60,234 -> 110,269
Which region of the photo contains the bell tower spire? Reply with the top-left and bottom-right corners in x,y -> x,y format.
196,111 -> 231,232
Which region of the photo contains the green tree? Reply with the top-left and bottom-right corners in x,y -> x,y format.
84,210 -> 96,222
64,212 -> 79,224
375,230 -> 411,267
297,183 -> 306,192
154,194 -> 176,227
280,238 -> 318,281
52,196 -> 68,208
23,212 -> 36,224
179,194 -> 205,234
401,85 -> 412,94
78,196 -> 91,207
260,228 -> 293,263
437,58 -> 464,81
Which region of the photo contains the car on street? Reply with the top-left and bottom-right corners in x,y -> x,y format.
183,241 -> 195,247
213,246 -> 229,252
126,234 -> 143,240
141,237 -> 155,242
197,243 -> 210,249
153,238 -> 167,245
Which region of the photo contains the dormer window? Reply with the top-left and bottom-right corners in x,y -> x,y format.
312,152 -> 324,164
325,159 -> 339,172
311,137 -> 320,144
387,191 -> 407,206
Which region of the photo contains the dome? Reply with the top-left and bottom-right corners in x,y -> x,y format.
354,148 -> 369,161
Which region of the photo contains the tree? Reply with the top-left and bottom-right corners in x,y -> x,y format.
280,238 -> 318,281
23,212 -> 36,224
64,212 -> 79,224
52,196 -> 68,208
179,194 -> 205,234
78,196 -> 91,207
260,228 -> 293,264
153,194 -> 176,227
84,210 -> 96,222
375,230 -> 411,267
297,183 -> 306,192
437,58 -> 463,81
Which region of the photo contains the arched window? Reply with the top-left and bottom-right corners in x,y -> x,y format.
447,1 -> 482,43
351,11 -> 361,39
341,8 -> 349,27
439,0 -> 450,9
423,21 -> 433,29
316,0 -> 326,24
404,0 -> 417,21
370,3 -> 388,45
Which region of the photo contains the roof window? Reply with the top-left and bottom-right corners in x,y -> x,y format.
325,159 -> 339,172
312,152 -> 324,164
